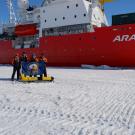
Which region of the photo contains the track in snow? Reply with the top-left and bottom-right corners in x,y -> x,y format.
0,66 -> 135,135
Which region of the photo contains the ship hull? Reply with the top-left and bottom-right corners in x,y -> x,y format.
1,24 -> 135,67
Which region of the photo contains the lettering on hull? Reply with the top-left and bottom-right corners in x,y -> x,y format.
113,34 -> 135,42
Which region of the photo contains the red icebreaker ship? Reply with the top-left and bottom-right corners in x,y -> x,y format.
0,0 -> 135,67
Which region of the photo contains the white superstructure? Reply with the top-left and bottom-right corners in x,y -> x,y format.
4,0 -> 108,36
40,0 -> 107,28
32,0 -> 108,37
2,0 -> 108,38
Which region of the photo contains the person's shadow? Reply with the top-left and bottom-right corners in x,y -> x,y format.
0,78 -> 13,81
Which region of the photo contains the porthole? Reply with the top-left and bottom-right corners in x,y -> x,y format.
55,18 -> 57,21
76,4 -> 78,7
45,19 -> 47,22
67,6 -> 69,8
74,15 -> 77,18
84,14 -> 86,17
63,17 -> 65,20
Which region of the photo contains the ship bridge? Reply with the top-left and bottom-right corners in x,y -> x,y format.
39,0 -> 109,37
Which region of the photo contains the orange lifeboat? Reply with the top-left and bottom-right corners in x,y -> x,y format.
15,24 -> 38,36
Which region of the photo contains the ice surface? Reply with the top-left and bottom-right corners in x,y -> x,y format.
0,66 -> 135,135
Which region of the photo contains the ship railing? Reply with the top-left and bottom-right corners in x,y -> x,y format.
2,23 -> 16,28
17,20 -> 39,25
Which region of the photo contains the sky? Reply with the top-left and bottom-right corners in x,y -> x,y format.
104,0 -> 135,24
0,0 -> 135,25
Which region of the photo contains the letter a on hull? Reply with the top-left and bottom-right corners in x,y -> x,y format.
129,34 -> 135,41
113,35 -> 121,42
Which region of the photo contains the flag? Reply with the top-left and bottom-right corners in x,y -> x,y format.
21,61 -> 46,76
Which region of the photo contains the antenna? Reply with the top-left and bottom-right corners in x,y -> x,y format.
0,22 -> 2,34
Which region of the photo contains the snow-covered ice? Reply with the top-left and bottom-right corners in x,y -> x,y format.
0,66 -> 135,135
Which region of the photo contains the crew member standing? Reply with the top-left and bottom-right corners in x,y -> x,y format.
20,52 -> 28,62
20,52 -> 28,76
11,54 -> 21,81
39,54 -> 48,77
30,53 -> 38,62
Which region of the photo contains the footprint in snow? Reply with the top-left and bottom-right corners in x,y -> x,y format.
67,114 -> 70,118
109,123 -> 113,126
34,109 -> 38,113
57,96 -> 61,100
41,110 -> 44,114
23,108 -> 26,112
17,107 -> 21,111
94,129 -> 98,135
81,116 -> 85,120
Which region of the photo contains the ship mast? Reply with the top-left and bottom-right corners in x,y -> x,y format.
0,4 -> 2,33
7,0 -> 16,24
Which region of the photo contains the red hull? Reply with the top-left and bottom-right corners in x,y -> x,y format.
1,24 -> 135,67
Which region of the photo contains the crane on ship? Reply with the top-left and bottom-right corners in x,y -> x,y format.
0,0 -> 15,34
6,0 -> 17,24
0,0 -> 16,39
0,0 -> 29,38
